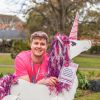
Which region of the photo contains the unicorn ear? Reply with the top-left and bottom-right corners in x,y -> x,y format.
69,12 -> 79,40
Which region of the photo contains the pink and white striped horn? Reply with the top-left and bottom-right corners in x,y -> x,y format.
69,12 -> 79,40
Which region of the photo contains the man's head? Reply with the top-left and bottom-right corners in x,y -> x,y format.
30,31 -> 48,57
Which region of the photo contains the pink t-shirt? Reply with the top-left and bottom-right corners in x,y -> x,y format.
15,50 -> 48,82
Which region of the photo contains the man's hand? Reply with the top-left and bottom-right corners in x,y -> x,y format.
37,77 -> 58,86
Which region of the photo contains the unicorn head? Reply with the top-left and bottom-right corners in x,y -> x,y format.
50,12 -> 91,60
69,12 -> 92,59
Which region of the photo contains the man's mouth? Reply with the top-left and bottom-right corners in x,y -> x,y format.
36,49 -> 42,52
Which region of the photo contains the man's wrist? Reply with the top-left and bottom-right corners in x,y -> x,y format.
37,79 -> 46,84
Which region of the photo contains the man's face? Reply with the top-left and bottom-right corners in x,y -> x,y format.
31,37 -> 47,57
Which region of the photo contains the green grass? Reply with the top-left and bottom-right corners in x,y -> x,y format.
0,54 -> 14,65
74,55 -> 100,68
0,66 -> 14,74
75,92 -> 100,100
0,54 -> 14,74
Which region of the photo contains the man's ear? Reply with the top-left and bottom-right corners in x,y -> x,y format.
30,42 -> 32,49
46,43 -> 48,50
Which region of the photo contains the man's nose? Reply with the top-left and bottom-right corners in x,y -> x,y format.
37,44 -> 41,48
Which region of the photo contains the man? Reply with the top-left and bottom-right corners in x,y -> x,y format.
15,31 -> 58,86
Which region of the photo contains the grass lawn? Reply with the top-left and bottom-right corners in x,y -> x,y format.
0,54 -> 14,65
74,55 -> 100,68
0,66 -> 14,74
75,92 -> 100,100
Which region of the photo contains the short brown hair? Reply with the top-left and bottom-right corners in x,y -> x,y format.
30,31 -> 48,43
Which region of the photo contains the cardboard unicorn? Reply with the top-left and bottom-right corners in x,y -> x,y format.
2,13 -> 91,100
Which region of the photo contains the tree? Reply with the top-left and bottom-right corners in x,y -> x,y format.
24,11 -> 46,33
10,0 -> 100,57
24,0 -> 100,36
78,10 -> 100,39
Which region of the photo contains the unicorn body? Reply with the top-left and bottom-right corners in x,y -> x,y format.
3,76 -> 78,100
3,39 -> 91,100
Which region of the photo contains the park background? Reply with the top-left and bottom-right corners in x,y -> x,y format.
0,0 -> 100,100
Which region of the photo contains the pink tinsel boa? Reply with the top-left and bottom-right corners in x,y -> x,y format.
0,74 -> 17,99
47,33 -> 78,94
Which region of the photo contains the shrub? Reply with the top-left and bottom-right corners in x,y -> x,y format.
0,40 -> 13,53
0,73 -> 3,78
77,70 -> 90,90
11,40 -> 30,59
90,45 -> 100,54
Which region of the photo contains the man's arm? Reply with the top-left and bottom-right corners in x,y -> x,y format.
15,55 -> 58,84
15,56 -> 30,82
37,77 -> 58,86
19,75 -> 30,82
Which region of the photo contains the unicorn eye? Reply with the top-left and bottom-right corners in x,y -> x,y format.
71,41 -> 76,46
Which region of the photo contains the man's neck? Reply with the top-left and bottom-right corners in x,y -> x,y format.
31,54 -> 43,64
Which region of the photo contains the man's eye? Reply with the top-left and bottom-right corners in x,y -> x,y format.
41,43 -> 45,46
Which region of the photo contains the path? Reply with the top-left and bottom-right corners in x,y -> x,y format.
0,64 -> 14,67
79,67 -> 100,71
0,64 -> 100,71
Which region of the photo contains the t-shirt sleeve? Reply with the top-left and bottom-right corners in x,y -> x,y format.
14,56 -> 28,77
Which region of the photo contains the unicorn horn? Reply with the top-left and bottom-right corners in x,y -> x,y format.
69,12 -> 79,40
